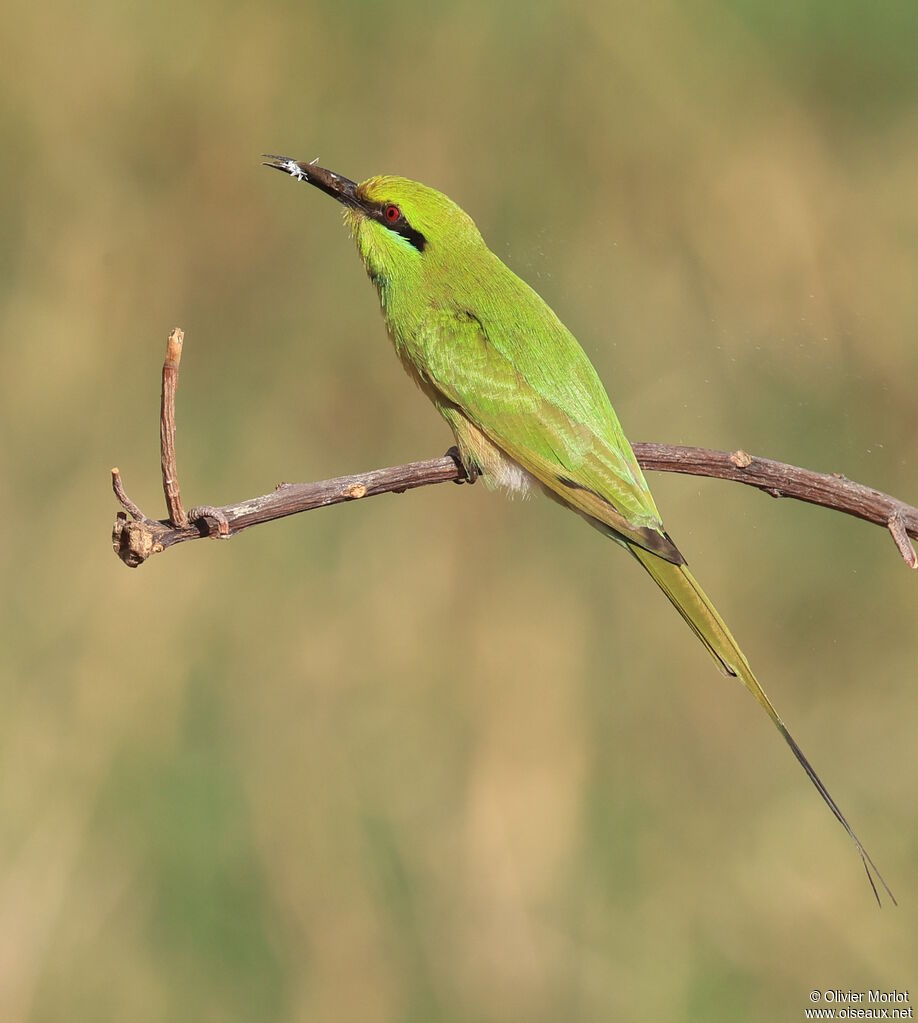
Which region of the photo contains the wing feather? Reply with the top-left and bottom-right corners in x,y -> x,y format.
414,302 -> 683,563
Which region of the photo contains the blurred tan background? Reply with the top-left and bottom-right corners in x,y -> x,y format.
1,1 -> 916,1020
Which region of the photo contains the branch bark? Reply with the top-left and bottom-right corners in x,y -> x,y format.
111,329 -> 918,570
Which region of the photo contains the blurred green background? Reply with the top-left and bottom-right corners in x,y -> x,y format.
1,1 -> 916,1020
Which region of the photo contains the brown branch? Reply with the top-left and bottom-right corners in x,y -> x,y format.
111,329 -> 918,570
632,443 -> 918,567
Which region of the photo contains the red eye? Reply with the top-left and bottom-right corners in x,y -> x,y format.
384,204 -> 401,223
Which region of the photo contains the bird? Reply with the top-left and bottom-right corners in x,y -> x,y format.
264,155 -> 893,903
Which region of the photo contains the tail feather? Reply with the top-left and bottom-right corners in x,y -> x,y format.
630,545 -> 895,906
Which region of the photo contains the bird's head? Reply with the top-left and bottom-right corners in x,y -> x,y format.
263,156 -> 482,287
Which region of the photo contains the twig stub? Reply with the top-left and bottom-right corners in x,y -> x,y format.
111,467 -> 146,522
888,513 -> 918,569
160,327 -> 188,528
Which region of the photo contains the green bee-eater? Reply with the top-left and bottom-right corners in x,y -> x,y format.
265,156 -> 892,903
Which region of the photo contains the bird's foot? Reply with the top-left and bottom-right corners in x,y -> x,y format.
445,445 -> 479,485
188,505 -> 230,537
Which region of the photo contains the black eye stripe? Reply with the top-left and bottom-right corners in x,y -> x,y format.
374,203 -> 426,252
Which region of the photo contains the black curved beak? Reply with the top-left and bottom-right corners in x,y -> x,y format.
262,155 -> 363,209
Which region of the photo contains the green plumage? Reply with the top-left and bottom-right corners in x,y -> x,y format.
266,157 -> 892,902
